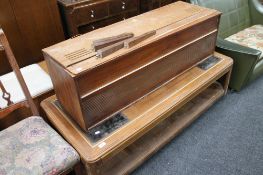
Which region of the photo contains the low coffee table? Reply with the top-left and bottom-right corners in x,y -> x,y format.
41,52 -> 232,175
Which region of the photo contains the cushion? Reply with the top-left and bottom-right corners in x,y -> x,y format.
0,64 -> 53,109
0,116 -> 80,175
226,25 -> 263,59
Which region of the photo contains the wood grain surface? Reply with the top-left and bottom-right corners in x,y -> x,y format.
0,0 -> 64,75
43,1 -> 221,131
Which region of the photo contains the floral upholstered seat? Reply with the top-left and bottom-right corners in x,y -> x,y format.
0,116 -> 80,175
226,25 -> 263,59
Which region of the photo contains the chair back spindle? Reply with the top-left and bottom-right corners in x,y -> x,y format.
0,28 -> 39,117
0,80 -> 13,107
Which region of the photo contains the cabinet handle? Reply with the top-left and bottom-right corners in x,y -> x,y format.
70,34 -> 82,39
91,25 -> 95,30
91,10 -> 94,18
0,44 -> 4,51
122,1 -> 126,9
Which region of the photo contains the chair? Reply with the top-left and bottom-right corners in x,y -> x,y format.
0,28 -> 80,175
190,0 -> 263,91
0,55 -> 53,118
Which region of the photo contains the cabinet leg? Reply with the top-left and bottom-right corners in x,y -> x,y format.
74,162 -> 88,175
223,69 -> 232,94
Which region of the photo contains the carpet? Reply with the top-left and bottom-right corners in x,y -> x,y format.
132,76 -> 263,175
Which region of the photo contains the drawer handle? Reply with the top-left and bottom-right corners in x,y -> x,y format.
122,1 -> 126,9
91,25 -> 95,30
91,10 -> 95,18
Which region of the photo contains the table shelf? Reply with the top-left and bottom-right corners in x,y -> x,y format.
100,82 -> 224,175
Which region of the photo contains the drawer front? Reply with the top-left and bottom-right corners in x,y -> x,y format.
109,0 -> 138,15
124,10 -> 139,19
78,10 -> 138,34
78,14 -> 124,33
78,20 -> 108,34
152,0 -> 160,9
161,0 -> 174,6
73,2 -> 109,26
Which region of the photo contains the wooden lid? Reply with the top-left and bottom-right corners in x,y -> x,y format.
42,1 -> 220,76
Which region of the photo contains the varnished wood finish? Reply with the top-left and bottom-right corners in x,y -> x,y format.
58,0 -> 186,37
140,0 -> 183,13
0,29 -> 39,118
124,30 -> 156,48
41,52 -> 233,175
99,83 -> 224,175
0,0 -> 64,75
45,2 -> 219,72
58,0 -> 140,37
43,2 -> 221,131
92,32 -> 134,51
38,61 -> 50,73
82,32 -> 217,127
96,40 -> 125,58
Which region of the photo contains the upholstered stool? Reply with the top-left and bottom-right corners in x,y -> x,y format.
0,116 -> 80,175
226,25 -> 263,59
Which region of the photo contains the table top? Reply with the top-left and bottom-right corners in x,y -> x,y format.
41,52 -> 232,163
43,1 -> 220,75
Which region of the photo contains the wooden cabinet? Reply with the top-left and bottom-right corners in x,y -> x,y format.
73,1 -> 109,25
43,2 -> 221,131
140,0 -> 183,13
58,0 -> 140,37
0,0 -> 64,75
109,0 -> 138,14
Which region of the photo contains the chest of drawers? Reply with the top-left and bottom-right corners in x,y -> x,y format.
140,0 -> 179,13
58,0 -> 140,37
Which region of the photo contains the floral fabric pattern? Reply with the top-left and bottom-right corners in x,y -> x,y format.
0,117 -> 80,175
226,25 -> 263,58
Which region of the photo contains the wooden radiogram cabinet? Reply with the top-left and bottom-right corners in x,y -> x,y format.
43,2 -> 221,132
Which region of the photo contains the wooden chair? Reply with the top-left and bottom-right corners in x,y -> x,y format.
0,28 -> 39,118
0,28 -> 80,175
0,32 -> 54,126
